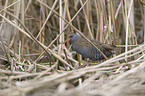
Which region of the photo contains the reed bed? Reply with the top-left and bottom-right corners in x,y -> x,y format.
0,0 -> 145,96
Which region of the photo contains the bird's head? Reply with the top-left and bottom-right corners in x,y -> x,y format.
64,33 -> 78,44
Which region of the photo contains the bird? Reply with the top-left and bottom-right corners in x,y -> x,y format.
64,33 -> 118,61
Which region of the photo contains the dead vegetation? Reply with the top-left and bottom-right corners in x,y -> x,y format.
0,0 -> 145,96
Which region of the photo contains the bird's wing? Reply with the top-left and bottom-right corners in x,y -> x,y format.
90,39 -> 117,52
75,38 -> 92,48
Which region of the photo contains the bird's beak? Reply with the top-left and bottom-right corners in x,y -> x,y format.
64,38 -> 70,43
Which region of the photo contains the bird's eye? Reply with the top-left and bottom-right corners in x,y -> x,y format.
69,35 -> 73,38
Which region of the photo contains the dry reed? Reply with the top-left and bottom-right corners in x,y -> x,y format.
0,0 -> 145,96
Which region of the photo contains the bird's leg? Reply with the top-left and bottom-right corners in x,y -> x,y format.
97,60 -> 101,64
87,58 -> 89,67
77,53 -> 81,66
